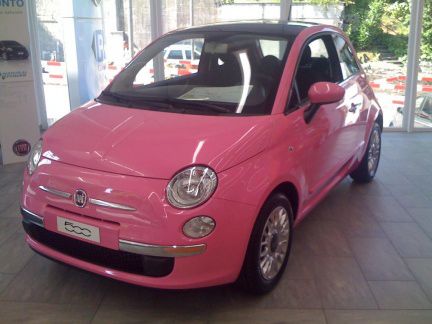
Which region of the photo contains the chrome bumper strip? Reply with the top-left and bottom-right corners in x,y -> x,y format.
38,186 -> 136,211
119,239 -> 206,258
38,185 -> 72,199
21,207 -> 45,228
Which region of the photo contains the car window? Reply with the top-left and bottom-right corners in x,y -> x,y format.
416,97 -> 424,109
288,35 -> 341,109
185,50 -> 191,60
167,50 -> 183,60
259,39 -> 288,60
333,35 -> 360,80
423,98 -> 432,115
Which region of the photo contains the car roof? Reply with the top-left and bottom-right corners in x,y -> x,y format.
1,40 -> 20,44
171,20 -> 319,37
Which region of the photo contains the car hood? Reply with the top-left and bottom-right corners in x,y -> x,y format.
42,101 -> 273,179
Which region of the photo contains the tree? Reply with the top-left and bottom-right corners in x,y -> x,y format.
421,1 -> 432,61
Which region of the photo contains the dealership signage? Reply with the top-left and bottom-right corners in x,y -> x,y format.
0,0 -> 25,8
0,0 -> 40,164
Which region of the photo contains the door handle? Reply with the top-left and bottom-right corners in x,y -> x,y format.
349,102 -> 361,113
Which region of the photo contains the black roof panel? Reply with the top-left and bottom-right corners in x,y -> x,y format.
172,20 -> 317,37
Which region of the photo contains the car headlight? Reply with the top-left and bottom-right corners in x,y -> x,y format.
27,140 -> 43,175
167,166 -> 217,209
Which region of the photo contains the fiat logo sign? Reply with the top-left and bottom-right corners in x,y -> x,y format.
74,189 -> 88,208
12,139 -> 31,156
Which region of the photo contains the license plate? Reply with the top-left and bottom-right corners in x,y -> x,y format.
57,217 -> 100,243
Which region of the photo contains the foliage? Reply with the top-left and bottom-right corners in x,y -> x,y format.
293,0 -> 352,4
344,0 -> 386,50
345,0 -> 432,62
421,1 -> 432,61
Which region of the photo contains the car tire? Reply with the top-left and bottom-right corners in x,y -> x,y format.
350,122 -> 381,183
240,192 -> 294,294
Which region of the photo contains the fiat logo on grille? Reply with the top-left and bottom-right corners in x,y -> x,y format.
74,189 -> 88,208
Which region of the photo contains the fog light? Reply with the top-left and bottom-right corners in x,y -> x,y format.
183,216 -> 215,238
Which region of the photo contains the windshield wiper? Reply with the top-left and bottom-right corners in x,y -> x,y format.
98,91 -> 233,114
98,91 -> 178,111
171,99 -> 233,114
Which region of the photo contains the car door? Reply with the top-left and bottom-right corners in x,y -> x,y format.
287,35 -> 350,198
332,35 -> 368,160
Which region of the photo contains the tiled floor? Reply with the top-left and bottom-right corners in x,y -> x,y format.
1,133 -> 432,323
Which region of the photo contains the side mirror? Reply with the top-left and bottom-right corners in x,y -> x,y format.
397,107 -> 403,114
309,82 -> 345,105
304,82 -> 345,123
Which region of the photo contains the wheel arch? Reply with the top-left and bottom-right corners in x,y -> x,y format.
376,111 -> 383,131
266,182 -> 299,220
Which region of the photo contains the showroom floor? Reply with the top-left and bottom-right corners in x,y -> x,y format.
1,133 -> 432,323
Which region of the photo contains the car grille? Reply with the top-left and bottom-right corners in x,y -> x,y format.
23,221 -> 174,277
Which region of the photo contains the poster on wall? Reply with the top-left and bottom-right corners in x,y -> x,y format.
0,0 -> 33,83
0,0 -> 40,165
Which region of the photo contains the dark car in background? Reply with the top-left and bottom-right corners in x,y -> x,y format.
0,40 -> 29,60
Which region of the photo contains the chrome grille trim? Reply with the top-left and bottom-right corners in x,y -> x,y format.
38,186 -> 136,211
38,186 -> 72,199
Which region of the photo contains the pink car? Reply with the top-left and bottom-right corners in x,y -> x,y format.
21,22 -> 382,294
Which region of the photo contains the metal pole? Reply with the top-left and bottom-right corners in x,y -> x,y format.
189,0 -> 194,26
128,0 -> 134,57
404,0 -> 424,132
150,0 -> 164,82
280,0 -> 292,22
150,0 -> 163,40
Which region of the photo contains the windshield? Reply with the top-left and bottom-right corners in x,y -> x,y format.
99,32 -> 293,115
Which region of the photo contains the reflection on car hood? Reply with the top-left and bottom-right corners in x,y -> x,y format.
42,101 -> 272,179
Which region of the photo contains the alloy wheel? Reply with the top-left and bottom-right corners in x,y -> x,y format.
259,206 -> 290,280
367,128 -> 381,176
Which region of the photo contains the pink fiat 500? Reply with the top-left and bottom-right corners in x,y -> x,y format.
21,22 -> 382,293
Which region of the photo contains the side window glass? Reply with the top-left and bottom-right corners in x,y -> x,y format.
423,98 -> 432,115
416,97 -> 424,110
333,35 -> 360,80
185,50 -> 191,60
293,37 -> 332,105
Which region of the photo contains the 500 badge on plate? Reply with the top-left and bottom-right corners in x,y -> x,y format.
57,217 -> 100,243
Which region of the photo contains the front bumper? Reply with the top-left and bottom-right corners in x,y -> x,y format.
21,160 -> 258,289
22,207 -> 206,259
